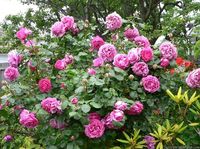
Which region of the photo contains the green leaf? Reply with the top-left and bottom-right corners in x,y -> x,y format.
116,139 -> 129,144
75,86 -> 84,94
130,91 -> 137,98
90,102 -> 103,108
81,104 -> 91,113
61,100 -> 68,109
114,75 -> 124,81
194,40 -> 200,59
176,138 -> 186,145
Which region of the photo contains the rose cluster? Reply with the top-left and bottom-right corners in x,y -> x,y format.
186,68 -> 200,88
54,53 -> 74,70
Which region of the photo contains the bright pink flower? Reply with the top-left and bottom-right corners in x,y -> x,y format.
3,135 -> 13,142
132,62 -> 149,77
98,43 -> 117,62
16,27 -> 32,41
101,113 -> 114,129
88,112 -> 101,122
85,119 -> 105,138
134,36 -> 150,47
127,48 -> 140,64
110,110 -> 124,122
88,68 -> 96,76
159,42 -> 177,60
38,78 -> 52,93
4,66 -> 19,81
64,54 -> 74,65
61,16 -> 74,31
124,28 -> 139,41
19,109 -> 39,128
126,101 -> 144,115
8,50 -> 22,67
49,118 -> 66,129
113,54 -> 129,69
186,68 -> 200,88
71,97 -> 78,104
160,58 -> 170,67
54,59 -> 67,70
106,12 -> 123,30
93,57 -> 104,67
141,47 -> 153,62
41,97 -> 62,114
90,36 -> 105,50
114,101 -> 127,111
51,21 -> 66,37
142,75 -> 160,93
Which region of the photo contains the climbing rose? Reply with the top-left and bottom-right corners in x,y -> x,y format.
126,101 -> 144,115
19,109 -> 39,128
93,57 -> 104,67
85,119 -> 105,138
186,68 -> 200,88
61,15 -> 74,31
142,75 -> 160,93
110,110 -> 124,122
71,97 -> 78,104
51,21 -> 66,37
4,66 -> 19,81
88,68 -> 96,75
64,54 -> 74,65
141,47 -> 153,62
41,97 -> 62,114
132,62 -> 149,77
160,58 -> 170,67
114,101 -> 127,111
106,12 -> 122,30
54,59 -> 67,70
113,54 -> 129,69
3,135 -> 13,142
49,119 -> 66,129
88,112 -> 101,122
7,50 -> 22,67
124,28 -> 139,41
127,48 -> 140,64
90,36 -> 105,50
38,78 -> 52,93
134,36 -> 150,47
98,43 -> 117,62
159,41 -> 177,60
16,27 -> 32,41
144,135 -> 156,149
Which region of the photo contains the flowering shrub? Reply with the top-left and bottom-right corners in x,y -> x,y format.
0,12 -> 199,148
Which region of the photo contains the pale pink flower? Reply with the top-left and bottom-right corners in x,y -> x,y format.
93,57 -> 104,67
51,21 -> 66,37
70,23 -> 79,35
98,43 -> 117,62
64,54 -> 74,65
49,118 -> 66,129
132,62 -> 149,77
127,48 -> 140,64
4,66 -> 19,81
106,12 -> 123,30
24,40 -> 35,47
8,50 -> 22,67
142,75 -> 160,93
186,68 -> 200,88
159,41 -> 177,60
88,68 -> 96,76
114,101 -> 127,111
41,97 -> 62,114
110,110 -> 124,122
113,54 -> 129,69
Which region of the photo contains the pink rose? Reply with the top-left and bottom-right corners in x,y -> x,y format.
159,41 -> 177,60
126,101 -> 144,115
160,58 -> 170,67
54,59 -> 67,70
141,47 -> 153,62
88,68 -> 96,76
110,110 -> 124,122
98,43 -> 117,62
61,16 -> 74,31
49,118 -> 66,129
51,21 -> 66,37
90,36 -> 105,50
0,104 -> 3,110
85,119 -> 105,138
8,50 -> 22,67
132,62 -> 149,77
16,27 -> 32,41
41,97 -> 62,114
71,97 -> 78,104
124,28 -> 139,41
114,101 -> 127,111
101,113 -> 114,129
70,23 -> 79,35
142,75 -> 160,93
19,109 -> 39,128
186,68 -> 200,88
38,78 -> 52,93
4,66 -> 19,81
88,112 -> 101,122
111,33 -> 119,42
127,48 -> 140,64
113,54 -> 129,69
106,12 -> 123,30
93,57 -> 104,67
134,36 -> 150,47
64,54 -> 74,65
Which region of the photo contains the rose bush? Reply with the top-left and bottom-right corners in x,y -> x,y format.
0,12 -> 199,148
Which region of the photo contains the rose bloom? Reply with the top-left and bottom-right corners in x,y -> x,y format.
54,59 -> 67,70
87,68 -> 96,76
4,135 -> 13,142
41,97 -> 62,114
127,48 -> 140,64
144,135 -> 156,149
71,97 -> 78,104
110,109 -> 124,122
159,41 -> 177,60
160,58 -> 170,68
61,15 -> 74,31
98,43 -> 117,62
49,118 -> 66,129
70,23 -> 79,35
106,12 -> 123,30
93,57 -> 104,67
51,21 -> 66,37
84,119 -> 105,138
64,54 -> 74,65
142,75 -> 160,93
126,101 -> 144,115
24,40 -> 35,47
16,27 -> 32,41
186,68 -> 200,88
38,78 -> 52,93
134,36 -> 150,47
19,109 -> 39,128
124,28 -> 139,41
113,54 -> 129,69
8,50 -> 22,67
90,36 -> 105,50
114,101 -> 127,111
141,47 -> 153,62
132,62 -> 149,77
88,112 -> 101,122
111,33 -> 119,41
4,66 -> 19,81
